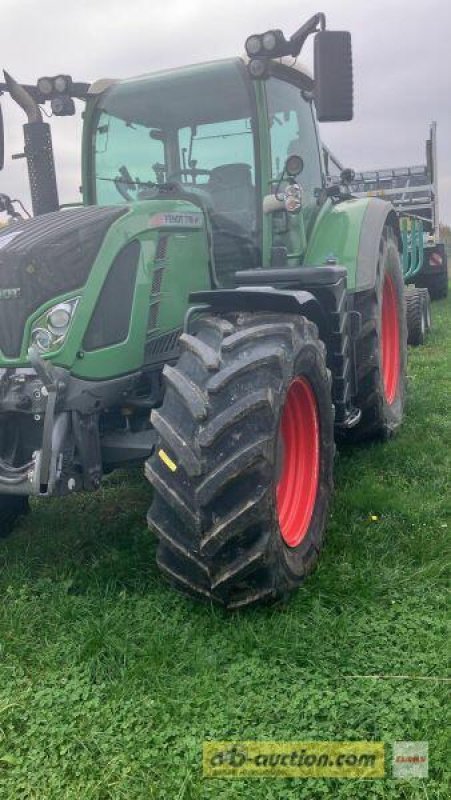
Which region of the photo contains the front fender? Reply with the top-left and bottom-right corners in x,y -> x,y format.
188,287 -> 327,342
305,197 -> 400,292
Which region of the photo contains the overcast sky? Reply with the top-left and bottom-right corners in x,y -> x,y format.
1,0 -> 450,222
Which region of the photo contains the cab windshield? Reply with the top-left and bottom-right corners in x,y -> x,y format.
92,60 -> 260,282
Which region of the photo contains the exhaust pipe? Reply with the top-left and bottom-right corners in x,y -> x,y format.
3,70 -> 42,123
3,70 -> 59,216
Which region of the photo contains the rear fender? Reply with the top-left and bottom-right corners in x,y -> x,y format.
305,197 -> 400,292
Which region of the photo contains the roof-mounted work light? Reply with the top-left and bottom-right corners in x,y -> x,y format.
245,13 -> 326,79
245,29 -> 289,59
37,74 -> 73,98
36,74 -> 75,115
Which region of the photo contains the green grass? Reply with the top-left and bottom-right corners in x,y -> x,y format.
0,298 -> 450,800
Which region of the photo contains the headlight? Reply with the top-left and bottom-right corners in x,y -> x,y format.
47,302 -> 73,333
30,297 -> 79,354
31,328 -> 54,352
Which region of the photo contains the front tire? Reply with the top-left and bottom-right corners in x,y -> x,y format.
146,313 -> 335,609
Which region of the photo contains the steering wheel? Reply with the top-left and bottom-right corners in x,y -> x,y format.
167,168 -> 211,183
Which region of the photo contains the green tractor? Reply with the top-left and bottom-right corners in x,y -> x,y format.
0,13 -> 408,608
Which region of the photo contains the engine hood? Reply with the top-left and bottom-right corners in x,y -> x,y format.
0,205 -> 126,358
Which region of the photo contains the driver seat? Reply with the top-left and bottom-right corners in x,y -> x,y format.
206,163 -> 255,230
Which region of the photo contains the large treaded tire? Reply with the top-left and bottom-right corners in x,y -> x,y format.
349,226 -> 407,442
406,289 -> 426,346
146,313 -> 335,609
418,288 -> 432,333
0,496 -> 29,539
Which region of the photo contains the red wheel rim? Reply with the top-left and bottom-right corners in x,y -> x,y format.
276,377 -> 320,548
381,274 -> 400,404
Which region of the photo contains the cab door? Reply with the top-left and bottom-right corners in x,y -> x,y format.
264,72 -> 325,266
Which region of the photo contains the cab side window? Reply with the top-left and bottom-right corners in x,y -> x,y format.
266,77 -> 323,221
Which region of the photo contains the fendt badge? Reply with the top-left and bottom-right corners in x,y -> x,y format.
0,288 -> 21,299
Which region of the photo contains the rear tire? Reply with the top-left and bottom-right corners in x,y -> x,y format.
406,289 -> 427,346
146,313 -> 335,609
419,288 -> 432,333
350,226 -> 407,441
0,496 -> 29,539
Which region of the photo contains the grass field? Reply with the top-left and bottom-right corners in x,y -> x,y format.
0,296 -> 449,799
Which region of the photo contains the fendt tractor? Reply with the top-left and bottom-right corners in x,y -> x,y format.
0,14 -> 415,608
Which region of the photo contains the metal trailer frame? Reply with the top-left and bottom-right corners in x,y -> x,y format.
349,122 -> 439,241
323,124 -> 447,294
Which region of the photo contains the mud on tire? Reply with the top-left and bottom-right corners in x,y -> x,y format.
146,312 -> 335,609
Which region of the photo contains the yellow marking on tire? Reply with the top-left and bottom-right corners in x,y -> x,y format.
158,449 -> 177,472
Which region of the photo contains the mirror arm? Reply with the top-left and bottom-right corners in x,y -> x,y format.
290,12 -> 326,56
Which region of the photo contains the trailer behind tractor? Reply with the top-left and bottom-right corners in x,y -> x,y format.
351,123 -> 447,301
0,13 -> 414,607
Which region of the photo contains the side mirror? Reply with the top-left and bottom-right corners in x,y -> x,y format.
0,102 -> 4,170
314,30 -> 353,122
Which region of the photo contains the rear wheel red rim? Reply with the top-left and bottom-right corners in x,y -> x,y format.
381,274 -> 400,404
276,377 -> 320,548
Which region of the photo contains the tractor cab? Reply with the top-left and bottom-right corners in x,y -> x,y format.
87,59 -> 261,286
84,56 -> 327,286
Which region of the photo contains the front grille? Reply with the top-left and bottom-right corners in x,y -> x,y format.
0,206 -> 126,358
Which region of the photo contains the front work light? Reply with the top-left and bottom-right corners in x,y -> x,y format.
248,58 -> 269,80
245,29 -> 291,59
37,74 -> 73,99
51,96 -> 76,116
245,35 -> 263,56
262,29 -> 283,52
245,28 -> 294,79
37,76 -> 53,96
54,74 -> 70,93
244,14 -> 327,80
